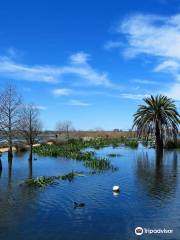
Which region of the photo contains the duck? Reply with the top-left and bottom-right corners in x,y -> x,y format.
112,185 -> 120,192
74,202 -> 85,208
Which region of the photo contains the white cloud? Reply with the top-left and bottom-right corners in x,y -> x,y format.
120,14 -> 180,59
0,57 -> 59,83
62,66 -> 111,86
33,105 -> 47,110
132,79 -> 158,85
69,52 -> 90,64
164,83 -> 180,101
104,41 -> 123,50
66,99 -> 91,106
52,88 -> 72,96
0,51 -> 112,87
106,14 -> 180,100
154,60 -> 180,73
107,13 -> 180,62
120,93 -> 149,100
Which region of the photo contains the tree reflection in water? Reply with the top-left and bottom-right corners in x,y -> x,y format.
28,157 -> 33,179
0,165 -> 2,178
8,155 -> 13,187
136,150 -> 178,200
0,154 -> 38,231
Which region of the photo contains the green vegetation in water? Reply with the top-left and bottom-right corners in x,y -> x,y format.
141,140 -> 149,147
25,176 -> 55,187
84,158 -> 118,172
140,137 -> 156,148
33,139 -> 121,172
76,138 -> 124,149
61,171 -> 78,181
141,138 -> 180,149
124,139 -> 138,148
24,171 -> 81,187
107,153 -> 121,157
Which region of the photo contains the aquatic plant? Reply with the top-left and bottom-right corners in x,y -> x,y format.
61,171 -> 77,181
24,171 -> 81,187
25,176 -> 55,187
124,139 -> 138,148
107,153 -> 121,157
141,140 -> 149,147
33,139 -> 121,172
84,158 -> 117,172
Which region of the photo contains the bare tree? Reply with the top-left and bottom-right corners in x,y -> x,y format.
56,120 -> 73,140
18,104 -> 42,160
0,84 -> 21,158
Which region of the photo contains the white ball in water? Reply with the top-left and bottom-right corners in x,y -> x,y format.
112,185 -> 120,192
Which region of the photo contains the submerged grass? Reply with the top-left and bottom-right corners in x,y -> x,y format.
84,158 -> 118,172
24,171 -> 81,187
107,153 -> 121,157
33,138 -> 124,172
124,139 -> 138,148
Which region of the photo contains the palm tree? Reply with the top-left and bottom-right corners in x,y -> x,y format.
133,95 -> 180,150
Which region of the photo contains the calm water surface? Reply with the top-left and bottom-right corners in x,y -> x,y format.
0,145 -> 180,240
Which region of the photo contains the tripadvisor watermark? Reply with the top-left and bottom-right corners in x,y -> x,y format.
135,227 -> 173,236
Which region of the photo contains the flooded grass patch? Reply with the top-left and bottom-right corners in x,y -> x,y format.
84,158 -> 118,172
107,153 -> 121,157
124,139 -> 138,148
33,139 -> 121,172
23,171 -> 82,187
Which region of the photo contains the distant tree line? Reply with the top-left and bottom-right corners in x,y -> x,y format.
56,120 -> 74,140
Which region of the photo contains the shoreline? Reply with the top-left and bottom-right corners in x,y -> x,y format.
0,143 -> 41,153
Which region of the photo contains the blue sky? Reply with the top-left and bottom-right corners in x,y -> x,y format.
0,0 -> 180,130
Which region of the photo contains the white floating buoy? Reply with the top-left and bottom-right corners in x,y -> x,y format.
113,191 -> 119,196
112,185 -> 120,192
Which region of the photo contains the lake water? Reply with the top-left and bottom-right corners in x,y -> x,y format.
0,145 -> 180,240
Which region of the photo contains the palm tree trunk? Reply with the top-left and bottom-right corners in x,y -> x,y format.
155,122 -> 163,150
